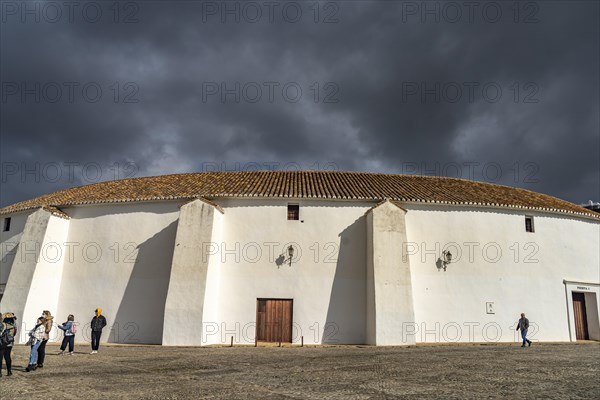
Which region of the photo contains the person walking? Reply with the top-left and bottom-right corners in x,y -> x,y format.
516,313 -> 532,347
90,308 -> 107,354
0,312 -> 17,377
26,317 -> 46,372
36,310 -> 54,368
57,315 -> 76,355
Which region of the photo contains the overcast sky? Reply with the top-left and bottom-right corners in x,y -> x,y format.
1,0 -> 598,207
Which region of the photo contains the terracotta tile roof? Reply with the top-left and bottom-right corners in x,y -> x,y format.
1,171 -> 597,219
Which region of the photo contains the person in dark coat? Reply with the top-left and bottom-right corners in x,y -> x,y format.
90,308 -> 107,354
516,313 -> 532,347
0,312 -> 17,377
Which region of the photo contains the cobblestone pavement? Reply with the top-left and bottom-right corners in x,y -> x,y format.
0,343 -> 598,399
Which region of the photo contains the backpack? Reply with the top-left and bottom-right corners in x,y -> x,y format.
0,326 -> 14,347
71,322 -> 78,334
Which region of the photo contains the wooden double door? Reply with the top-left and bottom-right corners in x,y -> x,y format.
572,293 -> 589,340
256,299 -> 293,343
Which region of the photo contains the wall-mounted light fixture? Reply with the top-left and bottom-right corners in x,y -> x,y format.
442,250 -> 452,271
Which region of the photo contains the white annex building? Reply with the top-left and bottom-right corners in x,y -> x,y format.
0,171 -> 599,346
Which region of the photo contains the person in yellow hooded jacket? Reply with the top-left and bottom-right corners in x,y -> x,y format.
90,308 -> 107,354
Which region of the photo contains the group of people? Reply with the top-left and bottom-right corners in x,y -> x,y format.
1,310 -> 533,376
0,308 -> 107,377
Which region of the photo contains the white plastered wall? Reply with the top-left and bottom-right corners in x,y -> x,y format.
21,213 -> 70,342
404,204 -> 600,343
201,207 -> 224,344
206,198 -> 373,345
163,199 -> 224,346
55,202 -> 180,344
0,209 -> 69,342
366,201 -> 416,345
0,212 -> 31,297
1,198 -> 598,346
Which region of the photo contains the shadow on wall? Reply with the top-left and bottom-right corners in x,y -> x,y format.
109,221 -> 178,344
322,216 -> 367,344
0,241 -> 18,282
0,244 -> 17,309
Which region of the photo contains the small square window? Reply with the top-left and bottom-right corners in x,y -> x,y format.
287,205 -> 299,221
2,217 -> 10,232
525,216 -> 534,233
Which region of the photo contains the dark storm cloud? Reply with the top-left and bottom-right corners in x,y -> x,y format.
1,0 -> 598,207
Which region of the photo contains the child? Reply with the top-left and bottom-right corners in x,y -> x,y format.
57,315 -> 76,355
26,317 -> 46,372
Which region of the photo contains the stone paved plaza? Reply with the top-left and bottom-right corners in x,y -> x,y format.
0,343 -> 598,399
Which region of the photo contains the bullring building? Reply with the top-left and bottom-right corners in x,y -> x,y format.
0,171 -> 598,345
